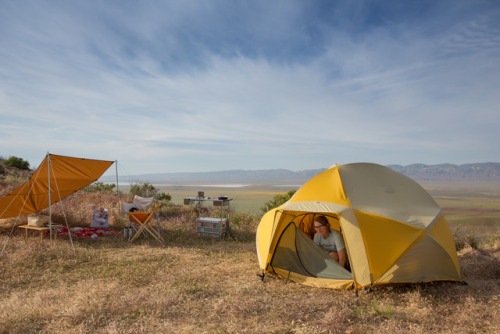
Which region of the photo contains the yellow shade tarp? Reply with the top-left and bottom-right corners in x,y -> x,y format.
0,154 -> 114,219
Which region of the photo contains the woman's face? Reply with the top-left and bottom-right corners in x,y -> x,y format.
314,221 -> 329,237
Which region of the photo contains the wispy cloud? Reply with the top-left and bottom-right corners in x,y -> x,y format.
1,1 -> 499,173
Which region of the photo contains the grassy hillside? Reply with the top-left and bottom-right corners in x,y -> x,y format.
1,172 -> 499,332
0,230 -> 498,333
0,164 -> 31,197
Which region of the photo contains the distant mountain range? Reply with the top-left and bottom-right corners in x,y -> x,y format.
387,163 -> 500,182
104,163 -> 500,185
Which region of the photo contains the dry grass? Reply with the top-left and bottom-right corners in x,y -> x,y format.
0,190 -> 499,333
0,232 -> 498,333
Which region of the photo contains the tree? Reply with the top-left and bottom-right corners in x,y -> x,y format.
260,190 -> 297,213
5,156 -> 30,170
129,182 -> 171,202
129,182 -> 158,198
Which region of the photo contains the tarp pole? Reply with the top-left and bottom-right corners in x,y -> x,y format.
115,160 -> 121,224
48,157 -> 76,254
47,153 -> 53,240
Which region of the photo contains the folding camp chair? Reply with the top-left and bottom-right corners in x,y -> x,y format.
122,196 -> 154,238
128,204 -> 162,242
122,195 -> 154,213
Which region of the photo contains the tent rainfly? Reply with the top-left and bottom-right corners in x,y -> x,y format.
256,163 -> 462,290
0,154 -> 115,256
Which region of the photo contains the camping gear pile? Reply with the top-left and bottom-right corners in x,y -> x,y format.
257,163 -> 462,290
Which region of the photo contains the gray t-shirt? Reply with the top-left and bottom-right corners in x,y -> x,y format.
314,229 -> 345,253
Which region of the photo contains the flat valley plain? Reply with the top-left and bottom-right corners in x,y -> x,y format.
419,180 -> 500,240
157,180 -> 500,236
154,179 -> 500,248
156,183 -> 297,214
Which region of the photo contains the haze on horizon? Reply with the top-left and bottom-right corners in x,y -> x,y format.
1,1 -> 499,176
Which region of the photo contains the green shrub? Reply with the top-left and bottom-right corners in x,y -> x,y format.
84,182 -> 116,193
156,192 -> 172,202
129,182 -> 158,198
260,190 -> 296,213
466,233 -> 478,249
129,182 -> 155,197
4,156 -> 30,170
0,163 -> 5,175
128,183 -> 171,202
454,230 -> 479,250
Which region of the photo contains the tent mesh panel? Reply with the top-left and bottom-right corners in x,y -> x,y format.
271,223 -> 352,280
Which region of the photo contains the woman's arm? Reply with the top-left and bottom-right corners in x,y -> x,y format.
328,251 -> 339,262
338,248 -> 347,268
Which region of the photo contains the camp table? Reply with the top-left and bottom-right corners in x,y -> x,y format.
184,195 -> 232,238
18,224 -> 61,241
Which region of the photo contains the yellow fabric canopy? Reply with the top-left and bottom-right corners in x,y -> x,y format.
0,154 -> 114,219
256,163 -> 461,290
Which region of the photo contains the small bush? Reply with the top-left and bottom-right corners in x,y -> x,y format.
156,192 -> 171,202
465,233 -> 478,249
4,156 -> 30,170
260,190 -> 296,213
129,182 -> 157,198
454,230 -> 479,250
128,183 -> 171,202
84,182 -> 116,193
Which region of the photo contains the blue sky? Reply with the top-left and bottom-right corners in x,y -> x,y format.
1,1 -> 499,175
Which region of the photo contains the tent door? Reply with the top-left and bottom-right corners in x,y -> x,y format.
270,223 -> 352,280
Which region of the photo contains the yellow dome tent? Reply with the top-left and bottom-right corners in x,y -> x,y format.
256,163 -> 461,290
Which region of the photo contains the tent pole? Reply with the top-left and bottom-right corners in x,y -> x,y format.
47,153 -> 53,240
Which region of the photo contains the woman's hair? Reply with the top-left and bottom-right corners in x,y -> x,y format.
314,215 -> 330,227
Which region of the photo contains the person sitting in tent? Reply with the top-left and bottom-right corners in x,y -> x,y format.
313,215 -> 347,268
91,207 -> 109,228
